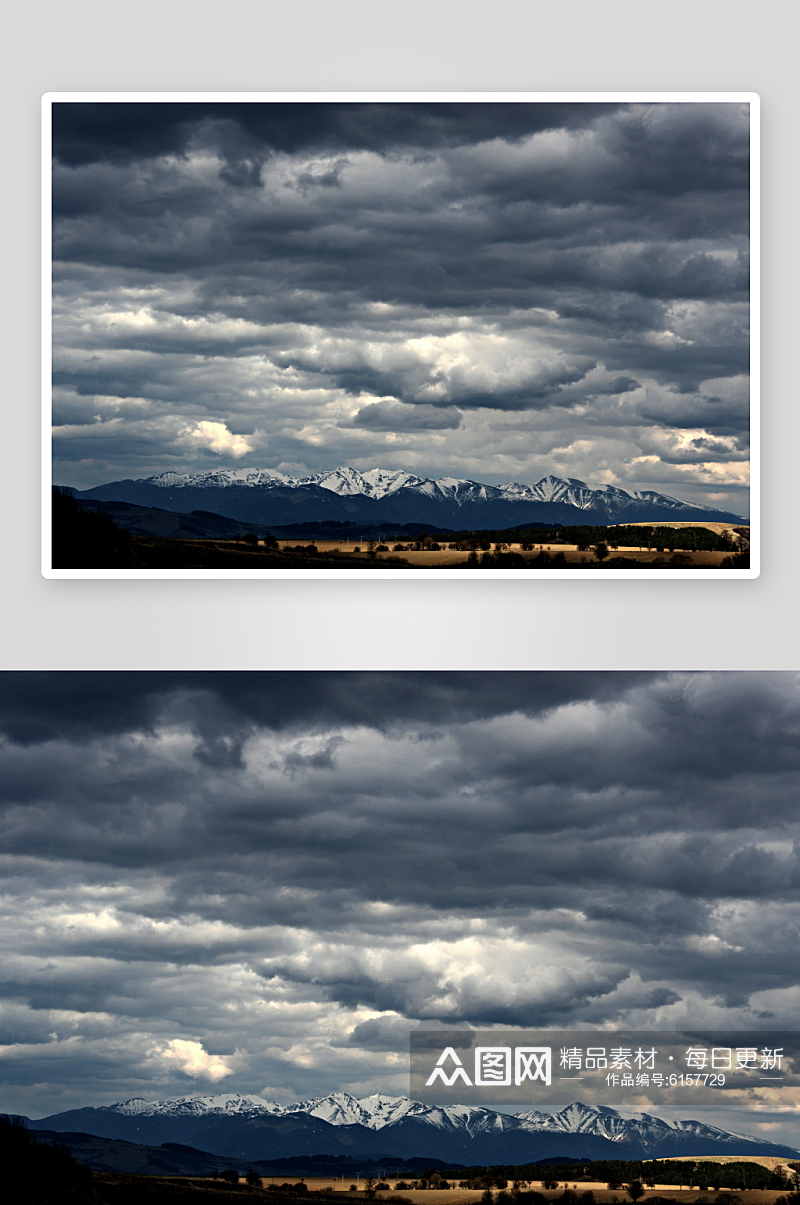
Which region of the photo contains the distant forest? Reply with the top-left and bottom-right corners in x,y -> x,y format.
443,1160 -> 794,1191
441,525 -> 743,552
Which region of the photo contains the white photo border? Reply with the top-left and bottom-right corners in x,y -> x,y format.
42,91 -> 759,581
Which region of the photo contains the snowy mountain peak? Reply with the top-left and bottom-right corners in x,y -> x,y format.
147,468 -> 294,490
296,1091 -> 428,1129
81,465 -> 747,523
107,1090 -> 428,1129
511,1100 -> 764,1150
311,468 -> 424,499
112,1092 -> 278,1117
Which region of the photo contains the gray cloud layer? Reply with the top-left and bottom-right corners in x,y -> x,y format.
0,673 -> 796,1133
51,102 -> 751,511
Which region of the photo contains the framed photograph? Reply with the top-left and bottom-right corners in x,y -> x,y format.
4,671 -> 798,1177
43,94 -> 758,578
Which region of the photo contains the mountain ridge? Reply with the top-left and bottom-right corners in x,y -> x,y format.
66,467 -> 747,529
26,1093 -> 798,1162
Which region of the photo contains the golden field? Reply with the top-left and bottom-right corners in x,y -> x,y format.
244,1159 -> 795,1201
273,540 -> 744,569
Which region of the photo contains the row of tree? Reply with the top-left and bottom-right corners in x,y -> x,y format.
435,525 -> 745,553
439,1161 -> 794,1192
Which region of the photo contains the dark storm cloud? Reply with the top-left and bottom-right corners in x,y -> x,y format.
52,102 -> 624,168
0,671 -> 650,744
2,673 -> 799,902
5,673 -> 795,1115
50,100 -> 752,504
350,401 -> 463,430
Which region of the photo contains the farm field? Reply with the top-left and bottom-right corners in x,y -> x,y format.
274,540 -> 739,568
227,1176 -> 795,1205
75,1177 -> 794,1205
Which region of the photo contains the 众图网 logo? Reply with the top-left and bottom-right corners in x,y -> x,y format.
426,1046 -> 552,1087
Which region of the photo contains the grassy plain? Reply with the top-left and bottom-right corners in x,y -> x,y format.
217,1172 -> 796,1204
75,1166 -> 796,1205
274,540 -> 742,569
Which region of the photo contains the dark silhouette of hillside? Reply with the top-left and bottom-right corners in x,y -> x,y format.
49,491 -> 414,568
99,537 -> 413,569
0,1114 -> 93,1203
51,487 -> 133,568
66,498 -> 283,543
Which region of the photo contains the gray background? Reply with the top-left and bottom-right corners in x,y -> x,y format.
3,1 -> 796,669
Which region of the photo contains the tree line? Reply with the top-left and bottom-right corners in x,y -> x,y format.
436,1160 -> 792,1191
438,526 -> 746,553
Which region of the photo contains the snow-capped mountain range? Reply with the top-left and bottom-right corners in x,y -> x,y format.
71,467 -> 747,528
29,1092 -> 798,1162
108,1091 -> 427,1127
132,467 -> 727,515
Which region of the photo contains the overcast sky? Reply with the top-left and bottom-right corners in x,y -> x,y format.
51,101 -> 751,512
1,672 -> 797,1140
